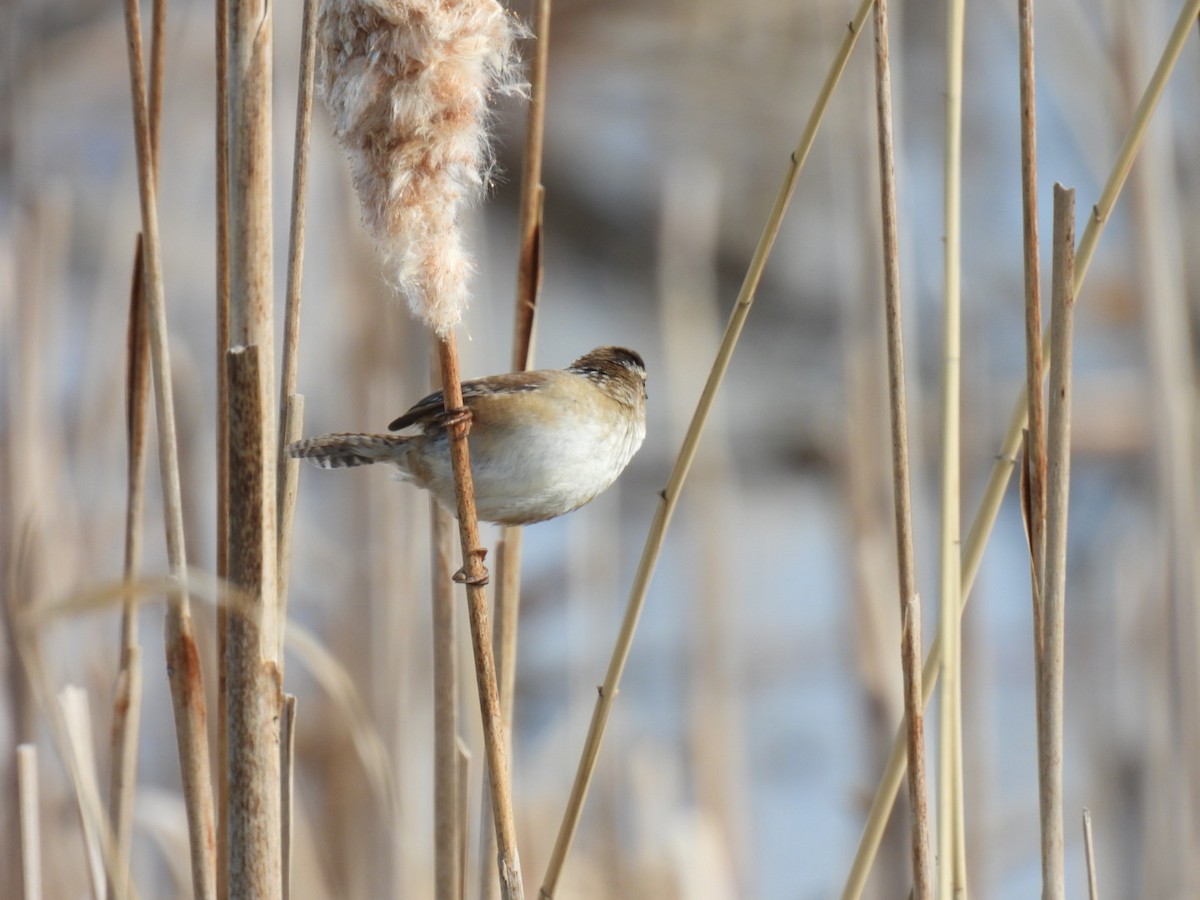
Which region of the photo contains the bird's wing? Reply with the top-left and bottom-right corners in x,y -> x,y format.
387,371 -> 550,432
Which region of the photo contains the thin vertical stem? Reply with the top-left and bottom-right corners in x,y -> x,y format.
225,346 -> 283,899
1082,809 -> 1099,900
281,694 -> 298,900
120,1 -> 217,895
872,0 -> 931,894
939,0 -> 967,892
437,335 -> 524,900
1018,0 -> 1046,634
276,0 -> 318,648
1039,183 -> 1075,900
109,237 -> 150,900
17,744 -> 42,900
432,499 -> 462,900
510,0 -> 550,370
110,0 -> 163,844
215,0 -> 232,886
1017,6 -> 1050,887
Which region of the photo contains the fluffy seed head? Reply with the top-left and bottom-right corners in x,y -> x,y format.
318,0 -> 522,334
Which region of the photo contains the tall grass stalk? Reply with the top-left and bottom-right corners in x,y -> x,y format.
937,0 -> 967,892
110,6 -> 163,876
840,0 -> 1200,891
17,744 -> 41,899
437,335 -> 525,900
1016,7 -> 1050,887
214,0 -> 232,887
224,0 -> 282,884
276,0 -> 319,637
281,694 -> 298,900
225,346 -> 283,897
120,0 -> 217,894
1083,809 -> 1099,900
1039,183 -> 1075,900
538,1 -> 877,892
108,243 -> 149,900
432,498 -> 463,900
871,0 -> 931,892
1017,0 -> 1046,646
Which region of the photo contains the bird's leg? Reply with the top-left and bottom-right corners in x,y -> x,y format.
433,405 -> 472,435
453,546 -> 490,585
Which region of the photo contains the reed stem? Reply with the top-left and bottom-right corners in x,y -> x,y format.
437,334 -> 525,900
1038,183 -> 1075,900
120,0 -> 217,893
871,0 -> 931,892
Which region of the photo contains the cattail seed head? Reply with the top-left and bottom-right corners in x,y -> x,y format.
318,0 -> 522,335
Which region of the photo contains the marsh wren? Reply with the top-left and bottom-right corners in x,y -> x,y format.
288,347 -> 647,525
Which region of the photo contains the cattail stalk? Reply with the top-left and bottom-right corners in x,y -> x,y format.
871,0 -> 932,893
1039,183 -> 1075,900
109,3 -> 163,883
224,0 -> 282,884
214,0 -> 232,886
17,744 -> 41,900
1018,0 -> 1046,642
432,498 -> 462,900
840,0 -> 1200,891
315,3 -> 524,893
108,240 -> 149,900
438,335 -> 525,899
276,0 -> 319,635
1083,809 -> 1099,900
937,0 -> 967,892
281,694 -> 298,900
120,0 -> 217,894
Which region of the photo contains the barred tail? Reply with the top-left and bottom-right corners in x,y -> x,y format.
287,433 -> 408,469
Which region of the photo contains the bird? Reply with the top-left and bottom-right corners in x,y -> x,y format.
288,346 -> 647,526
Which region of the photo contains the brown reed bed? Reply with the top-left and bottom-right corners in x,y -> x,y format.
4,1 -> 1200,898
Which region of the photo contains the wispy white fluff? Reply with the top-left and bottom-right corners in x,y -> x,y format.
318,0 -> 523,335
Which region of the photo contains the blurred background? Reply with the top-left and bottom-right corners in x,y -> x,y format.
3,0 -> 1200,896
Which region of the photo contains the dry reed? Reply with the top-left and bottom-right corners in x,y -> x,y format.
1083,808 -> 1099,899
315,2 -> 527,893
120,0 -> 217,893
1039,183 -> 1076,899
937,0 -> 967,892
432,500 -> 462,900
224,0 -> 283,883
276,0 -> 320,641
871,0 -> 931,892
108,0 -> 163,885
17,744 -> 41,899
